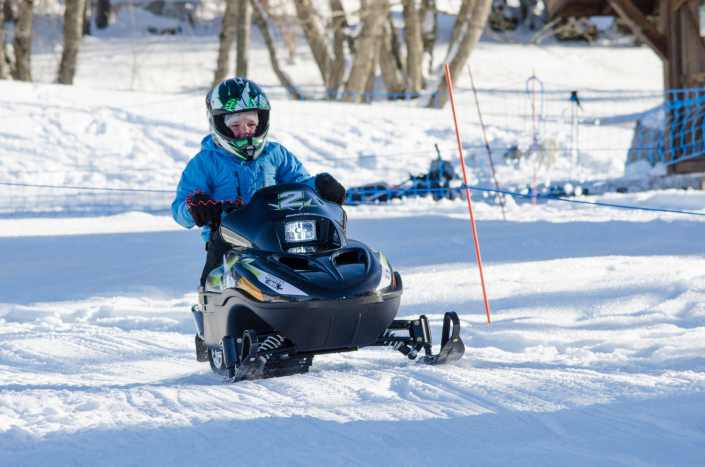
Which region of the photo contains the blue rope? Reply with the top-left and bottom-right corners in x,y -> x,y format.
346,185 -> 705,217
465,185 -> 705,217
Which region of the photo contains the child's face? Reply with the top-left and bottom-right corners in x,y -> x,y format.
228,118 -> 258,139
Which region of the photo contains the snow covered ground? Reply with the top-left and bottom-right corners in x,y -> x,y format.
1,196 -> 705,465
2,10 -> 705,466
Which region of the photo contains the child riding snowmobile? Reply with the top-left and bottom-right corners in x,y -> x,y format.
171,78 -> 346,286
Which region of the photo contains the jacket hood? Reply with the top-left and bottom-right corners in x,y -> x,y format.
200,135 -> 227,154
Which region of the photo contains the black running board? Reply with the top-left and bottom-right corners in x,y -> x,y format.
372,312 -> 465,365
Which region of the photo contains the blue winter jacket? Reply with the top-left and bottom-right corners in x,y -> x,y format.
172,135 -> 317,241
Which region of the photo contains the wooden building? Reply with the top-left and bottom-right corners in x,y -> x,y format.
546,0 -> 705,173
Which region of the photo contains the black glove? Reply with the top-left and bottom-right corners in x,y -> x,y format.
186,190 -> 222,228
315,174 -> 346,206
221,196 -> 245,214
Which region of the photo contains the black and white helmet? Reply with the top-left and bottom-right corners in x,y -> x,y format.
206,78 -> 271,161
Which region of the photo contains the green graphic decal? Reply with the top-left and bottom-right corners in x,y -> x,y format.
205,251 -> 241,292
269,191 -> 312,211
223,98 -> 240,112
240,259 -> 308,296
241,258 -> 262,277
206,274 -> 222,288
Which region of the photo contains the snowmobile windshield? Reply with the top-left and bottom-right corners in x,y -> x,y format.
220,183 -> 347,254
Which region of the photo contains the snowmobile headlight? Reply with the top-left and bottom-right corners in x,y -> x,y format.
221,227 -> 252,248
285,220 -> 316,243
288,246 -> 317,254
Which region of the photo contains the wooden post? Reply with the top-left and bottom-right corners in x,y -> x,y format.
607,0 -> 668,60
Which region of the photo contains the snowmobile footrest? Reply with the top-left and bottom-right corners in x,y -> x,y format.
422,312 -> 465,365
374,312 -> 465,365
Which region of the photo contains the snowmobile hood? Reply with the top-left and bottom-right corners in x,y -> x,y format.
212,183 -> 396,301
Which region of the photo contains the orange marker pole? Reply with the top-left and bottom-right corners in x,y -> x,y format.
444,64 -> 492,325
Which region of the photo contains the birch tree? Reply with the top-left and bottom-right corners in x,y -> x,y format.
58,0 -> 87,85
0,0 -> 8,79
379,19 -> 404,94
328,0 -> 348,91
434,0 -> 492,106
12,0 -> 32,82
293,0 -> 333,90
235,0 -> 251,77
448,0 -> 474,47
343,0 -> 388,101
213,0 -> 238,86
402,0 -> 423,94
251,0 -> 301,98
419,0 -> 438,76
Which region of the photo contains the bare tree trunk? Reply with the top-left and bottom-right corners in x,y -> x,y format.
235,0 -> 251,78
251,0 -> 301,99
213,0 -> 238,87
420,0 -> 437,76
270,14 -> 298,63
96,0 -> 109,29
363,52 -> 378,96
388,15 -> 405,75
329,0 -> 348,91
449,0 -> 475,47
434,0 -> 492,106
0,24 -> 6,79
0,0 -> 8,79
343,0 -> 388,102
293,0 -> 332,89
12,0 -> 32,82
379,19 -> 404,94
402,0 -> 423,94
83,0 -> 91,35
58,0 -> 86,85
3,0 -> 12,23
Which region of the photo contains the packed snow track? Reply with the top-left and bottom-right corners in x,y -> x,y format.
1,201 -> 705,465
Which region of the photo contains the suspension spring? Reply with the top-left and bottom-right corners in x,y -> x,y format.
258,335 -> 285,362
381,331 -> 403,350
